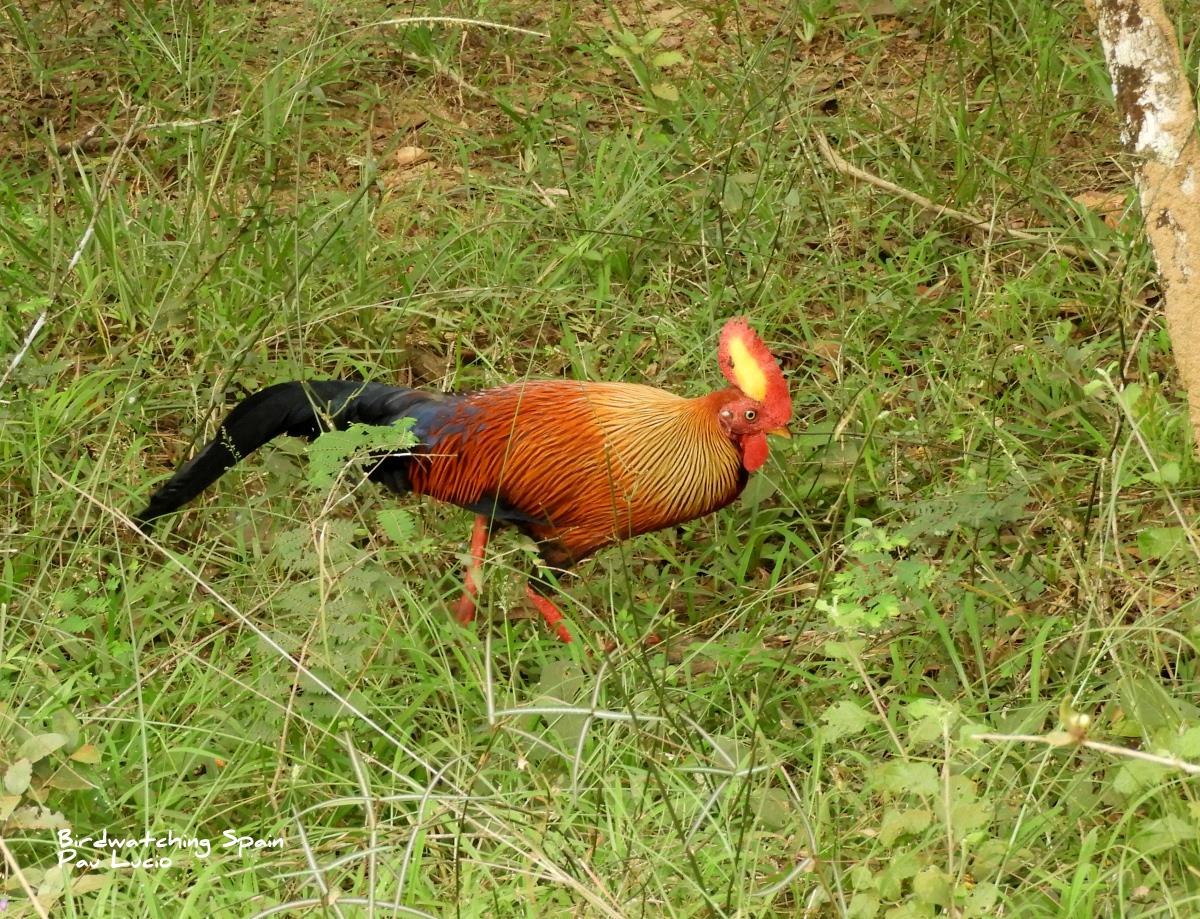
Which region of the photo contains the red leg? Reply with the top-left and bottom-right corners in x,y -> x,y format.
524,584 -> 573,643
454,515 -> 489,625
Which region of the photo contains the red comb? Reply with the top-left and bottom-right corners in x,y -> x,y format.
717,318 -> 792,424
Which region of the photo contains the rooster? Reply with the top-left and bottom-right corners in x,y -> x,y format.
136,318 -> 792,642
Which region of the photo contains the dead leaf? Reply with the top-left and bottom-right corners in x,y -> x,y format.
1073,189 -> 1128,227
69,744 -> 100,764
71,875 -> 111,896
5,804 -> 70,830
533,182 -> 569,208
810,340 -> 842,361
395,146 -> 431,168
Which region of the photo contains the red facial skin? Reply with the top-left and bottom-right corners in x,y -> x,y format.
716,392 -> 780,472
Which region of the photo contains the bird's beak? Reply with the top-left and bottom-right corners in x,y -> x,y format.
768,426 -> 791,439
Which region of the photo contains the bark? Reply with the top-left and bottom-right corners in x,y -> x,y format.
1091,0 -> 1200,447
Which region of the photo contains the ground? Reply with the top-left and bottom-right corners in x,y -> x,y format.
2,1 -> 1200,916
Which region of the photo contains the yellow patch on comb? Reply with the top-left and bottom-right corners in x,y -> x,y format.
726,335 -> 769,401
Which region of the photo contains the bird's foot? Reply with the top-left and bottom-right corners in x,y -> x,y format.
454,592 -> 477,625
523,585 -> 573,643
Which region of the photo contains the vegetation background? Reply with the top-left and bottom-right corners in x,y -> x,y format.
2,0 -> 1199,915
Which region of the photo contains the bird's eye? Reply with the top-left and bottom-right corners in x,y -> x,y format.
744,409 -> 756,421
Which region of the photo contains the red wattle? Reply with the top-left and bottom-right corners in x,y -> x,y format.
742,433 -> 769,471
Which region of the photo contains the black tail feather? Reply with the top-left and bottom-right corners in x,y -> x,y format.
135,380 -> 428,529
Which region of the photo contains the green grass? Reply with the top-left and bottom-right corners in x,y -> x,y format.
3,0 -> 1200,915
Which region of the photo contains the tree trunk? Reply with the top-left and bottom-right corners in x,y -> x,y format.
1090,0 -> 1200,447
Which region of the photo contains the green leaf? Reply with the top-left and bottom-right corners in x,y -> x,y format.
906,699 -> 959,745
949,798 -> 993,834
1111,759 -> 1171,797
877,851 -> 922,899
849,864 -> 876,891
58,615 -> 91,633
652,51 -> 686,68
49,710 -> 81,751
18,295 -> 52,315
847,891 -> 880,918
18,733 -> 67,764
1131,815 -> 1197,855
881,902 -> 933,919
751,786 -> 795,831
1120,675 -> 1185,732
870,761 -> 938,797
306,420 -> 415,489
271,526 -> 318,572
879,807 -> 931,846
1169,725 -> 1200,758
819,700 -> 877,741
1137,526 -> 1189,561
642,27 -> 664,46
912,865 -> 953,906
44,763 -> 95,791
1142,460 -> 1180,485
1116,382 -> 1143,414
935,776 -> 993,834
824,638 -> 867,661
738,471 -> 779,506
709,734 -> 749,769
377,508 -> 416,544
963,882 -> 1000,918
969,838 -> 1009,876
536,661 -> 588,750
4,758 -> 32,794
650,82 -> 679,102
